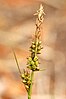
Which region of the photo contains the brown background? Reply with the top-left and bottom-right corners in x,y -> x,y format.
0,0 -> 66,99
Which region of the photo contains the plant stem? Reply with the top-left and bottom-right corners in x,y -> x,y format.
28,71 -> 34,99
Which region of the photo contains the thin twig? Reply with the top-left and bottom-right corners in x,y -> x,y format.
12,49 -> 22,75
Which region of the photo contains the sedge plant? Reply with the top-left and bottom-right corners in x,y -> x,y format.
13,4 -> 45,99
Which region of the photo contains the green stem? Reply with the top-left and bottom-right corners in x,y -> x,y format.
28,71 -> 34,99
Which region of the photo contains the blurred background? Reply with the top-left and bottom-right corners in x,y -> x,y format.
0,0 -> 66,99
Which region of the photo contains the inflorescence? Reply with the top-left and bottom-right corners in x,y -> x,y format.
14,4 -> 45,93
